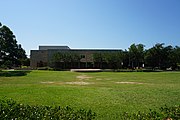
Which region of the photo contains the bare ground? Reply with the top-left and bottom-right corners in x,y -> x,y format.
41,82 -> 55,84
65,82 -> 94,85
40,75 -> 146,85
115,82 -> 145,84
76,75 -> 93,80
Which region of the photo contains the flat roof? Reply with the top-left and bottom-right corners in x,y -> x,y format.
39,46 -> 70,50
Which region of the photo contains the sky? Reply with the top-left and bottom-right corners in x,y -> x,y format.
1,0 -> 180,56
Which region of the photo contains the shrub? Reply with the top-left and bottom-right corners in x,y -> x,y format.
121,105 -> 180,120
0,98 -> 96,120
0,71 -> 30,77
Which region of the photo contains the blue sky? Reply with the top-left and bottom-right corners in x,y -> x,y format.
1,0 -> 180,56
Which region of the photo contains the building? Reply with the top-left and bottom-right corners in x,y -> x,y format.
30,46 -> 122,69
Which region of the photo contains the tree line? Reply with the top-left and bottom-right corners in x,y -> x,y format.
94,43 -> 180,70
52,43 -> 180,70
0,23 -> 28,68
1,22 -> 179,70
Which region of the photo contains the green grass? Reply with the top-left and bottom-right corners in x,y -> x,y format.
0,71 -> 180,119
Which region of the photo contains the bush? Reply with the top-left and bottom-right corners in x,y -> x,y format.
0,98 -> 96,120
121,105 -> 180,120
0,71 -> 30,77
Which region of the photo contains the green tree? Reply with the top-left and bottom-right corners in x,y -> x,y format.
51,52 -> 64,69
145,43 -> 166,69
21,58 -> 30,67
51,52 -> 80,69
161,45 -> 174,69
93,51 -> 124,69
0,23 -> 27,68
70,52 -> 81,68
145,43 -> 180,70
128,43 -> 145,69
122,50 -> 130,68
93,52 -> 105,68
172,46 -> 180,69
104,51 -> 123,69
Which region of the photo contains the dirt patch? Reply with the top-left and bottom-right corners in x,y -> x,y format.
40,81 -> 93,85
115,82 -> 145,84
76,75 -> 93,80
65,82 -> 93,85
41,82 -> 55,84
95,78 -> 111,80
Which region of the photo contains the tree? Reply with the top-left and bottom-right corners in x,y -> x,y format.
70,52 -> 81,68
21,58 -> 30,67
122,50 -> 130,68
103,51 -> 124,69
0,23 -> 27,68
51,52 -> 80,69
51,52 -> 64,69
93,52 -> 105,68
161,45 -> 174,69
93,51 -> 124,69
172,46 -> 180,69
145,43 -> 180,70
128,43 -> 145,69
145,43 -> 168,69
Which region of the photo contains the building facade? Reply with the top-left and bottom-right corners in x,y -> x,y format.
30,46 -> 122,69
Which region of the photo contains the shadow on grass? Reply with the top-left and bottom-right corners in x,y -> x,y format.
0,70 -> 31,77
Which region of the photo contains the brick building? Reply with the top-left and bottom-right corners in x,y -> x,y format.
30,46 -> 122,69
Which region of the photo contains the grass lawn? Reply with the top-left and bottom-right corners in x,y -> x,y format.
0,70 -> 180,119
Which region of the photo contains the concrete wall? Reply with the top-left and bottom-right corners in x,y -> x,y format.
30,50 -> 48,68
